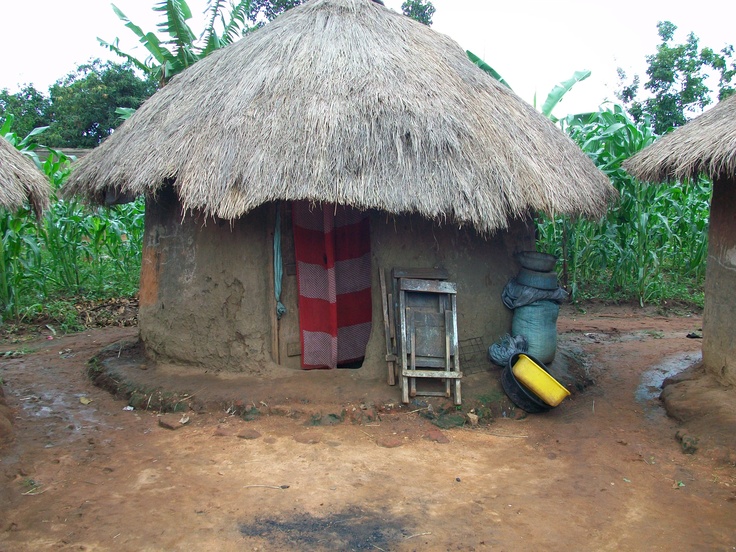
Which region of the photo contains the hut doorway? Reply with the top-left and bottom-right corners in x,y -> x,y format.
291,201 -> 373,369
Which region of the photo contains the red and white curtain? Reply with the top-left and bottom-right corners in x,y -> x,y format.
292,201 -> 372,369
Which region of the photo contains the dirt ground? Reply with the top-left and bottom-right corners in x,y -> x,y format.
1,303 -> 735,551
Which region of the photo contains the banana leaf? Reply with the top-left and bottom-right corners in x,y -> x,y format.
466,50 -> 512,90
541,70 -> 591,120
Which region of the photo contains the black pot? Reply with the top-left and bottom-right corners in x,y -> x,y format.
500,360 -> 551,414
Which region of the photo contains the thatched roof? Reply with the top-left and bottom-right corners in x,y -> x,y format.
625,94 -> 736,183
64,0 -> 614,233
0,137 -> 50,215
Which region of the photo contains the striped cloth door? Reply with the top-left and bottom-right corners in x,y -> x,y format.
292,201 -> 372,369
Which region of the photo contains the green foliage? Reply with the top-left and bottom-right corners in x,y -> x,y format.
540,70 -> 591,122
1,127 -> 143,327
1,61 -> 154,150
99,0 -> 260,86
466,51 -> 512,89
43,60 -> 156,148
1,114 -> 48,168
618,21 -> 736,134
401,0 -> 435,26
0,85 -> 51,140
536,105 -> 709,307
465,52 -> 590,123
41,300 -> 86,334
246,0 -> 304,26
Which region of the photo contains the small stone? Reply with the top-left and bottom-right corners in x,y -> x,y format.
466,412 -> 479,426
0,415 -> 14,444
424,428 -> 450,444
512,409 -> 527,421
237,429 -> 262,440
675,430 -> 699,454
213,426 -> 230,437
158,413 -> 189,430
377,437 -> 403,448
294,432 -> 321,444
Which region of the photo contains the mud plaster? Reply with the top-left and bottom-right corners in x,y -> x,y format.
702,177 -> 736,385
138,191 -> 535,378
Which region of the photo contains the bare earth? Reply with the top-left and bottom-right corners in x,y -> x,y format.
1,304 -> 735,551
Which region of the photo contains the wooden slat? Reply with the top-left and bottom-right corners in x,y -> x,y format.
391,267 -> 450,280
411,390 -> 452,397
445,309 -> 452,398
411,311 -> 446,358
451,295 -> 462,405
400,370 -> 462,379
399,278 -> 456,294
387,293 -> 396,347
379,267 -> 395,386
400,293 -> 409,404
407,356 -> 451,368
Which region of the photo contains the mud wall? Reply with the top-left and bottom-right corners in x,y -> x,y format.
276,210 -> 535,378
702,177 -> 736,386
362,213 -> 534,380
138,188 -> 273,371
138,194 -> 534,377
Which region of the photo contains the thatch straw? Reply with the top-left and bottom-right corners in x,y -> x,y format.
64,0 -> 614,233
625,94 -> 736,183
0,137 -> 50,216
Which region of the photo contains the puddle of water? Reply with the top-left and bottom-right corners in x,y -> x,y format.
635,351 -> 701,403
14,386 -> 109,441
35,406 -> 54,418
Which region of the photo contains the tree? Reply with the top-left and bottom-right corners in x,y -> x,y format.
618,21 -> 735,134
401,0 -> 435,26
99,0 -> 272,86
0,85 -> 51,140
246,0 -> 304,27
44,60 -> 156,148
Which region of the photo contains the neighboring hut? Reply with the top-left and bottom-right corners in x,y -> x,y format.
0,137 -> 50,216
625,93 -> 736,388
64,0 -> 614,377
0,137 -> 50,444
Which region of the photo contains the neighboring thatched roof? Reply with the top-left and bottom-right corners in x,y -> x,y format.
625,94 -> 736,183
0,137 -> 50,216
64,0 -> 614,234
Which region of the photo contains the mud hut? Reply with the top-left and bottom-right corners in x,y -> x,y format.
64,0 -> 614,377
625,93 -> 736,388
0,137 -> 50,216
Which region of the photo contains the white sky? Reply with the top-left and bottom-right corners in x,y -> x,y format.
1,0 -> 735,115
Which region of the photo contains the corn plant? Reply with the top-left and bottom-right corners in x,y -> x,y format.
537,104 -> 711,307
1,126 -> 145,326
0,207 -> 43,319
